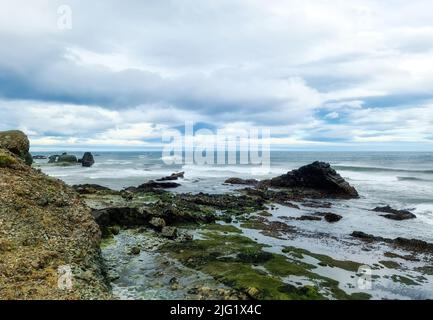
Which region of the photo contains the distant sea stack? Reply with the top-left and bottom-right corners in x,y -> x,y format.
80,152 -> 95,167
0,132 -> 110,299
48,152 -> 95,167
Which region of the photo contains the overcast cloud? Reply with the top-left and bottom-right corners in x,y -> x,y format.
1,0 -> 433,150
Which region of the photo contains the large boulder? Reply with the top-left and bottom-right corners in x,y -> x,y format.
0,147 -> 110,299
0,130 -> 33,165
81,152 -> 95,167
262,161 -> 358,198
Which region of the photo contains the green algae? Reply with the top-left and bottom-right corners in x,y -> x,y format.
161,229 -> 369,300
282,246 -> 363,272
203,224 -> 243,233
379,260 -> 401,269
391,275 -> 420,286
0,151 -> 16,167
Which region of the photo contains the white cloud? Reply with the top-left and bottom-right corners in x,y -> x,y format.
1,0 -> 433,149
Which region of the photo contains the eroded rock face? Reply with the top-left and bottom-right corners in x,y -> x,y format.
0,145 -> 110,299
0,130 -> 33,165
262,162 -> 359,198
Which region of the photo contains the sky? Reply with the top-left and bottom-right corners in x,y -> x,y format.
1,0 -> 433,151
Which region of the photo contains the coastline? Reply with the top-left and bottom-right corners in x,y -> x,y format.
2,134 -> 433,300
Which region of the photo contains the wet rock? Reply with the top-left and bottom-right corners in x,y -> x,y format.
323,213 -> 343,223
81,152 -> 95,167
224,177 -> 259,186
126,180 -> 181,192
130,246 -> 141,255
149,217 -> 166,230
302,201 -> 332,209
92,207 -> 150,237
372,206 -> 416,220
161,226 -> 178,239
0,130 -> 33,165
261,161 -> 359,198
156,172 -> 185,181
351,231 -> 433,254
73,184 -> 116,194
296,215 -> 322,221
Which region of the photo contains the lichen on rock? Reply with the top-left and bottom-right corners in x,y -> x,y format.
0,139 -> 110,299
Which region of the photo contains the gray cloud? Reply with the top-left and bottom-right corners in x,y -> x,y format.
1,0 -> 433,149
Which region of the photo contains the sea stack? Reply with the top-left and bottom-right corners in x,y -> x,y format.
81,152 -> 95,167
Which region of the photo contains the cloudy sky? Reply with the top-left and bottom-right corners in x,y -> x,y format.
1,0 -> 433,151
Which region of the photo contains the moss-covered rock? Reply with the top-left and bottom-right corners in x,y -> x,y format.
0,130 -> 33,165
0,146 -> 110,299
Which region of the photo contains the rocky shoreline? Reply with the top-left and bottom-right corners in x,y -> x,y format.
1,131 -> 432,300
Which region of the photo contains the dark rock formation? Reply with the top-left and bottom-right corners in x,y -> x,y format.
372,206 -> 416,220
296,215 -> 322,221
0,130 -> 33,165
156,172 -> 185,181
125,180 -> 181,192
323,213 -> 343,223
262,162 -> 358,198
92,207 -> 150,236
351,231 -> 433,253
224,177 -> 259,186
81,152 -> 95,167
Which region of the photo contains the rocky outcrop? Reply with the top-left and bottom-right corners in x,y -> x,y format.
351,231 -> 433,254
262,162 -> 358,198
372,206 -> 416,220
156,172 -> 184,181
80,152 -> 95,167
0,144 -> 110,299
125,180 -> 181,192
0,130 -> 33,165
224,177 -> 259,186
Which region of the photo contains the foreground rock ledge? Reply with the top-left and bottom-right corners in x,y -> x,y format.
0,147 -> 110,299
